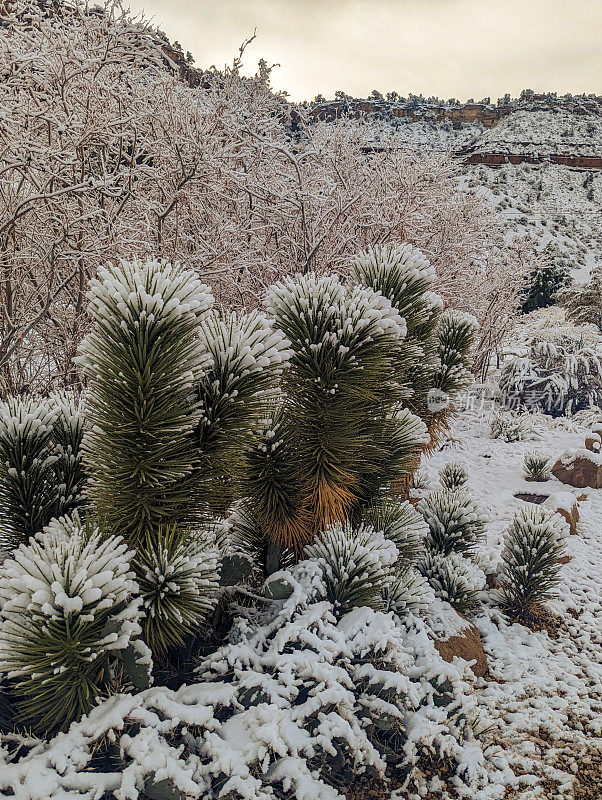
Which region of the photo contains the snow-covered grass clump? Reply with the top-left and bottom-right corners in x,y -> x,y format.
490,409 -> 534,442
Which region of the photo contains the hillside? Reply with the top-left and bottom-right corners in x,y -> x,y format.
307,98 -> 602,283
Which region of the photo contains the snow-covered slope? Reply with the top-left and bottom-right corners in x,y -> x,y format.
347,107 -> 602,283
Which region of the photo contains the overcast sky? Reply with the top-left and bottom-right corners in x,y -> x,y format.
127,0 -> 602,102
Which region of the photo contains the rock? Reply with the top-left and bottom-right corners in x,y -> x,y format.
551,449 -> 602,489
434,623 -> 489,678
543,491 -> 580,535
585,433 -> 601,453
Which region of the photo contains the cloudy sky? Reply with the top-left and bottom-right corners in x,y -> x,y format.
127,0 -> 602,101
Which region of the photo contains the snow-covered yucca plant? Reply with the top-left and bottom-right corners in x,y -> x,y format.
418,488 -> 486,557
499,336 -> 602,417
359,497 -> 427,563
490,410 -> 533,442
381,567 -> 435,617
0,394 -> 87,549
304,522 -> 398,616
260,271 -> 426,551
193,311 -> 291,513
134,526 -> 220,654
498,506 -> 568,615
434,310 -> 480,400
418,551 -> 484,613
76,260 -> 213,544
523,451 -> 551,482
352,244 -> 478,446
0,515 -> 141,733
439,461 -> 469,490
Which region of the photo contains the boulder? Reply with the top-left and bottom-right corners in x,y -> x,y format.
427,601 -> 488,678
551,449 -> 602,489
543,491 -> 580,535
434,624 -> 489,678
585,433 -> 601,453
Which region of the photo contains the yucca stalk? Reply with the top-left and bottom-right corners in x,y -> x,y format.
427,310 -> 479,445
193,311 -> 291,514
264,273 -> 412,549
0,393 -> 88,551
352,243 -> 442,419
0,398 -> 58,548
76,259 -> 213,544
134,525 -> 220,655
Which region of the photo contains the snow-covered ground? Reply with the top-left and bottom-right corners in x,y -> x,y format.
419,406 -> 602,799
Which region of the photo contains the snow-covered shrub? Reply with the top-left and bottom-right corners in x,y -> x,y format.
523,450 -> 551,482
499,337 -> 602,417
76,259 -> 213,544
0,515 -> 141,733
489,409 -> 533,442
304,522 -> 399,616
0,394 -> 87,549
358,498 -> 428,563
134,526 -> 221,654
520,262 -> 571,313
193,311 -> 292,513
498,506 -> 568,615
439,461 -> 469,490
561,262 -> 602,332
418,489 -> 486,557
0,561 -> 502,799
418,551 -> 484,613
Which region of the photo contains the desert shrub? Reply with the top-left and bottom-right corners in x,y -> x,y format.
523,451 -> 551,481
439,461 -> 469,490
418,489 -> 486,557
0,563 -> 502,799
499,337 -> 602,417
561,264 -> 602,332
490,409 -> 533,442
498,506 -> 568,615
0,515 -> 141,734
520,263 -> 571,313
418,551 -> 484,613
